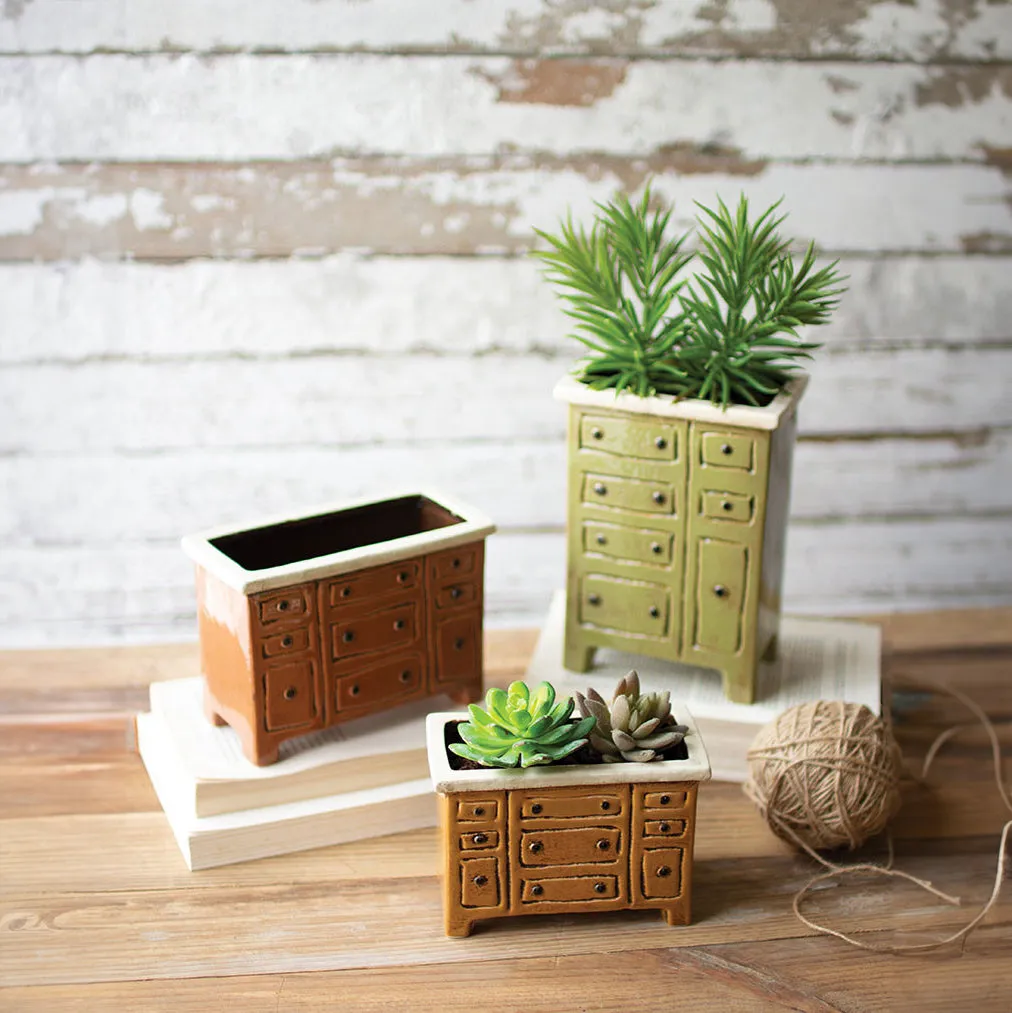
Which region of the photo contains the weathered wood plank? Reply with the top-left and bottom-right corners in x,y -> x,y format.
1,518 -> 1010,644
0,851 -> 1004,986
2,56 -> 1009,161
2,0 -> 1010,62
2,256 -> 1009,366
3,351 -> 1011,456
1,161 -> 1009,260
3,430 -> 1011,549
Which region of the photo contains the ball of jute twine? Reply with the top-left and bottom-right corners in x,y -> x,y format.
743,700 -> 902,851
743,688 -> 1011,954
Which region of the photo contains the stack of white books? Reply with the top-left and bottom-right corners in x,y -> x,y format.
526,591 -> 883,782
138,678 -> 440,870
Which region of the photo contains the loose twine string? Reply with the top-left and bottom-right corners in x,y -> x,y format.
743,679 -> 1011,954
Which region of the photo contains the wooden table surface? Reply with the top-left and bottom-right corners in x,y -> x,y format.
1,610 -> 1010,1012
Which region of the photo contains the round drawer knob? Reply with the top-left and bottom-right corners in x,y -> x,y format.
721,443 -> 733,456
350,684 -> 360,696
473,833 -> 487,844
474,807 -> 485,816
531,884 -> 543,896
654,436 -> 667,449
283,687 -> 297,700
397,571 -> 409,583
281,635 -> 293,647
714,585 -> 728,598
399,669 -> 411,683
340,587 -> 351,598
596,839 -> 610,851
651,542 -> 662,555
660,795 -> 670,804
593,482 -> 607,496
600,801 -> 610,811
452,558 -> 461,569
722,501 -> 733,512
594,883 -> 606,894
652,491 -> 666,505
450,587 -> 463,600
596,534 -> 606,546
660,822 -> 670,833
343,630 -> 355,642
587,593 -> 601,606
394,619 -> 405,630
531,803 -> 542,814
277,600 -> 289,612
649,606 -> 660,618
454,637 -> 465,650
657,866 -> 671,878
529,841 -> 543,853
473,875 -> 488,886
591,427 -> 604,440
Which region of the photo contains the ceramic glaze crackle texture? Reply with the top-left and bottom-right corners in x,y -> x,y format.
558,375 -> 803,704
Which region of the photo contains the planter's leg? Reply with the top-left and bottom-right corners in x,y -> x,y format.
721,664 -> 756,705
447,679 -> 482,706
202,687 -> 227,727
663,906 -> 689,926
445,916 -> 474,938
761,632 -> 779,664
564,641 -> 595,673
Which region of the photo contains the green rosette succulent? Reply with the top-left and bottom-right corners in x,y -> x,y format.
449,681 -> 596,769
575,671 -> 688,763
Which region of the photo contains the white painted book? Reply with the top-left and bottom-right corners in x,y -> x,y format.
527,591 -> 882,783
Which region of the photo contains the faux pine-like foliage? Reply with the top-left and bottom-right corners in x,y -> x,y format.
532,190 -> 846,408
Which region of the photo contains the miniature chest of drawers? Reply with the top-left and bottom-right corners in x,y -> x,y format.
555,375 -> 806,704
183,492 -> 495,766
427,708 -> 711,936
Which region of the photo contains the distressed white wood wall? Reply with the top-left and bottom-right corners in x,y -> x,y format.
1,0 -> 1011,645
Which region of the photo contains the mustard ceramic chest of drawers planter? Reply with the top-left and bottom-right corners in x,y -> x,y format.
426,707 -> 711,937
182,491 -> 495,766
555,373 -> 807,705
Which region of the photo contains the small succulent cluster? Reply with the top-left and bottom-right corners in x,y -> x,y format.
449,681 -> 596,769
575,671 -> 688,763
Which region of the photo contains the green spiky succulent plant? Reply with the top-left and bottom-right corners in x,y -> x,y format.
574,671 -> 688,763
449,681 -> 596,769
532,188 -> 846,409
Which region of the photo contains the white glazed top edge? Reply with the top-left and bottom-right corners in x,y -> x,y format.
426,706 -> 712,794
552,373 -> 808,431
180,487 -> 496,594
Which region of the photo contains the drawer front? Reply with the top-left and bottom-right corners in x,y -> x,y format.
460,856 -> 502,909
640,847 -> 684,899
262,659 -> 319,731
457,799 -> 499,822
582,521 -> 673,566
333,652 -> 423,711
434,580 -> 478,611
254,585 -> 313,627
642,818 -> 687,839
520,874 -> 619,904
579,574 -> 670,637
700,489 -> 754,524
330,602 -> 418,659
260,625 -> 312,659
458,829 -> 500,852
519,793 -> 623,820
429,545 -> 479,582
582,472 -> 676,515
326,560 -> 420,607
693,538 -> 747,653
641,789 -> 688,810
520,826 -> 622,867
434,613 -> 480,684
579,414 -> 677,462
700,431 -> 754,471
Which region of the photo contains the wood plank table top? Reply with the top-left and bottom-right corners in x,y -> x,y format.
1,611 -> 1010,1012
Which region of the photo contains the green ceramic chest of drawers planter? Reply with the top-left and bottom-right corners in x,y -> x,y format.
555,374 -> 806,705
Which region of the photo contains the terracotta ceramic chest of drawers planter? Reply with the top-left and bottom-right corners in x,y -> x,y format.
181,491 -> 495,766
555,373 -> 807,705
426,707 -> 711,936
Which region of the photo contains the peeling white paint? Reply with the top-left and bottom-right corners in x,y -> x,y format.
0,189 -> 48,236
129,188 -> 172,230
74,192 -> 128,227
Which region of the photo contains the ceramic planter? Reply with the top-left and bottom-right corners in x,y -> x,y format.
182,490 -> 495,766
555,374 -> 807,705
427,707 -> 711,936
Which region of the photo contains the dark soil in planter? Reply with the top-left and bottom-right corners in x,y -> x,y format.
444,719 -> 689,771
